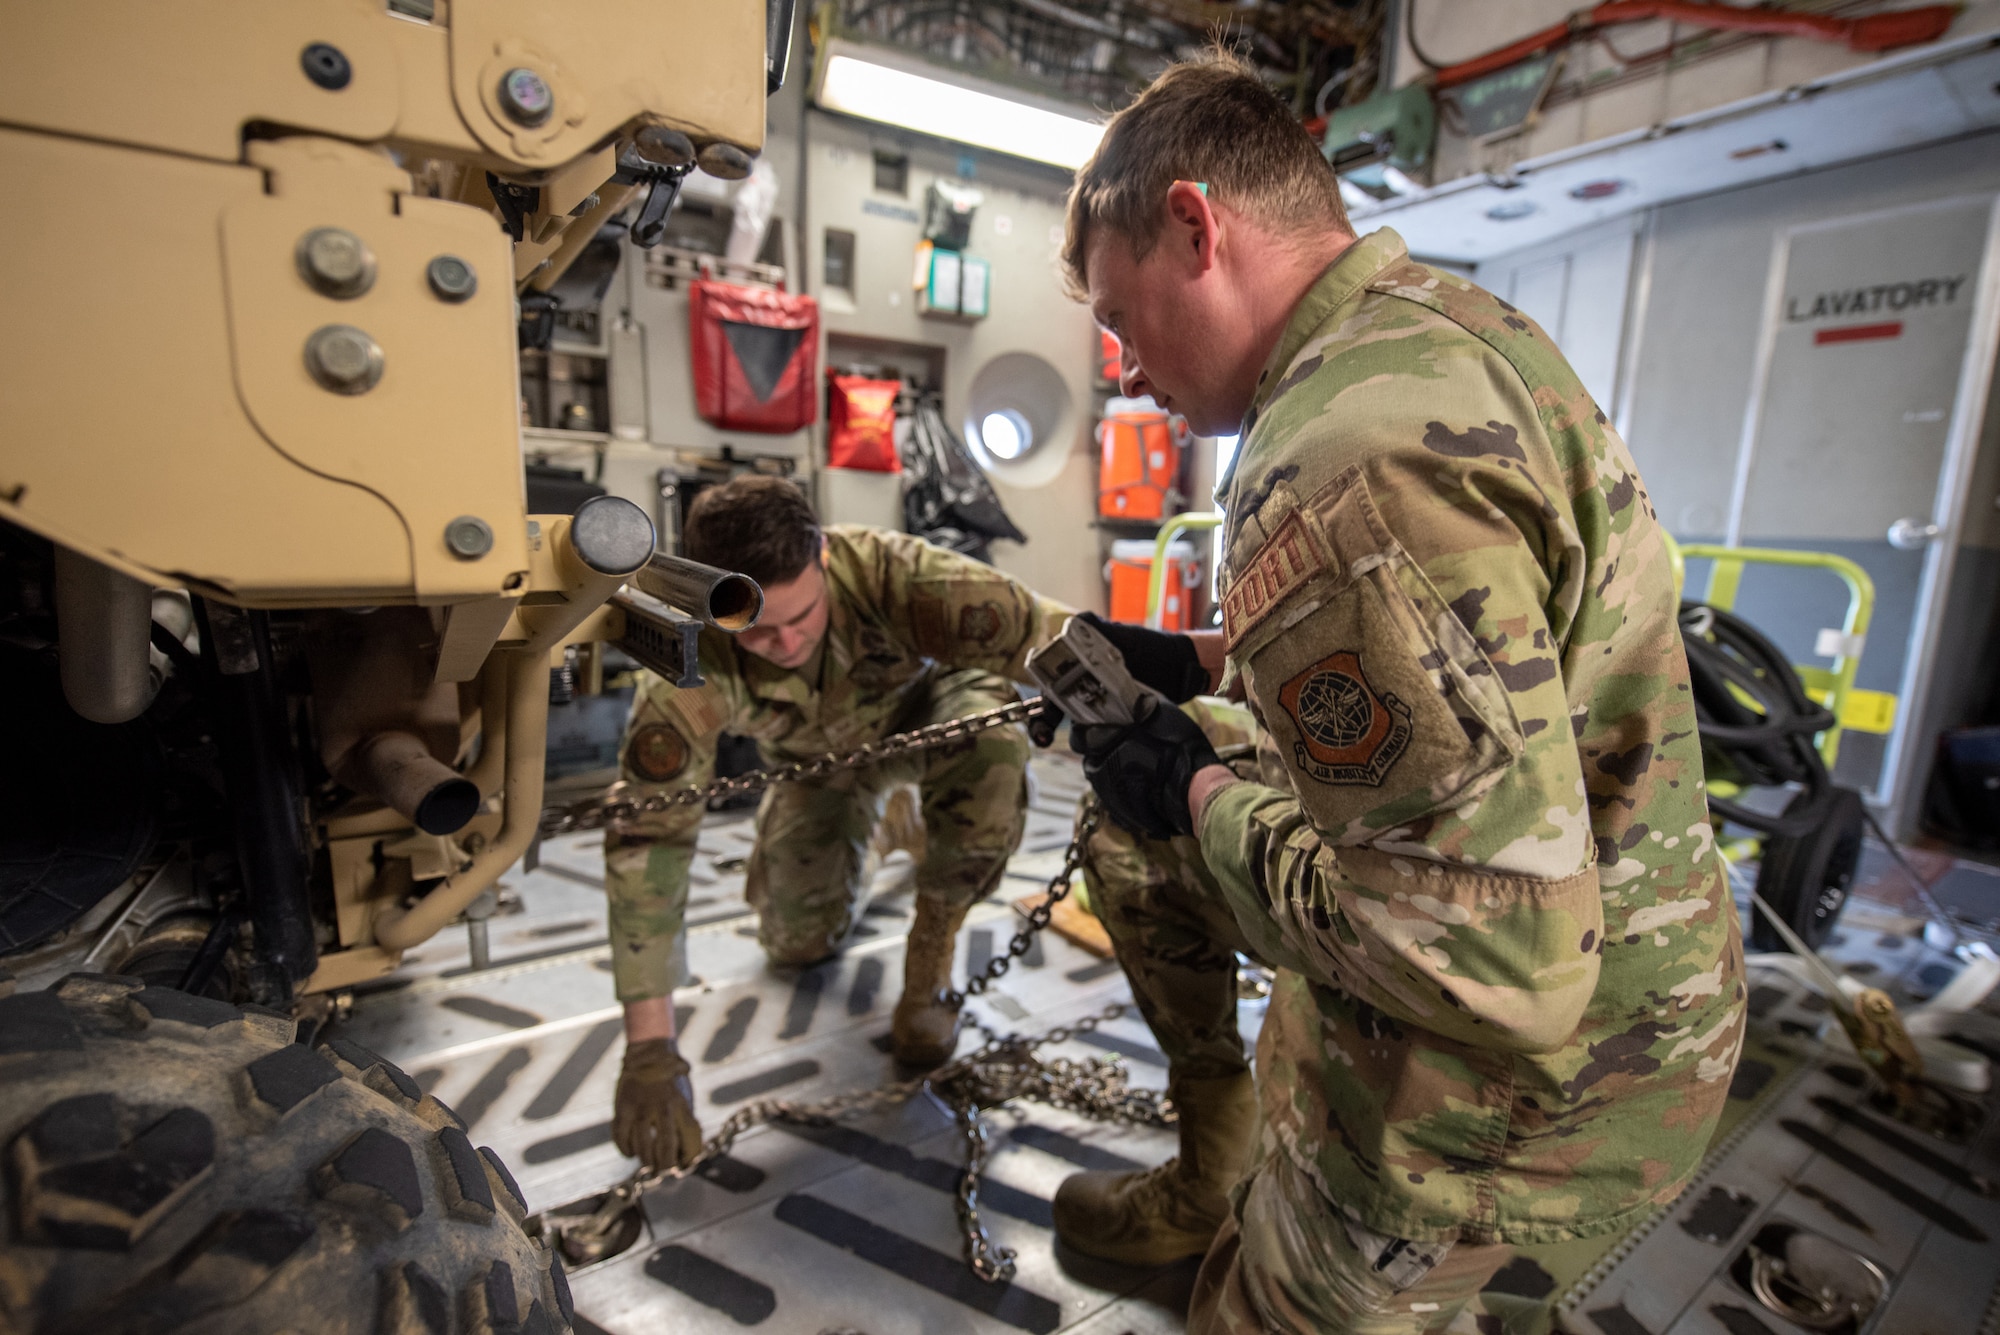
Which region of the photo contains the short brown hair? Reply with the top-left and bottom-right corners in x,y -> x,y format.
682,474 -> 820,585
1061,48 -> 1350,298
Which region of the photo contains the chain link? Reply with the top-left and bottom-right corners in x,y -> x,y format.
543,800 -> 1167,1284
538,698 -> 1047,837
943,804 -> 1096,1010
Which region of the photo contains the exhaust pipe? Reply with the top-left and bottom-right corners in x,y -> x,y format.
632,553 -> 762,633
54,546 -> 156,724
344,730 -> 482,836
371,648 -> 547,953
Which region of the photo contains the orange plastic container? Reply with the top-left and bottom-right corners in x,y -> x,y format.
1107,539 -> 1199,630
1098,406 -> 1183,520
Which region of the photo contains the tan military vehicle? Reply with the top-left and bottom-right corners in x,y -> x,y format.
0,4 -> 782,1329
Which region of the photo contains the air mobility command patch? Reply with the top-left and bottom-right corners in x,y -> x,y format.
957,601 -> 1004,645
628,722 -> 690,782
1278,650 -> 1412,786
911,585 -> 1021,659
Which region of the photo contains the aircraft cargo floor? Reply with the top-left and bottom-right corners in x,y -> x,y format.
327,751 -> 2000,1335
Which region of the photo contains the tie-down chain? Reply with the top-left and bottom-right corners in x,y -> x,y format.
537,697 -> 1049,837
538,766 -> 1169,1285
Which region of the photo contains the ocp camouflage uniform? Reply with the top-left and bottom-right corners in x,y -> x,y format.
605,525 -> 1068,1003
1081,229 -> 1745,1333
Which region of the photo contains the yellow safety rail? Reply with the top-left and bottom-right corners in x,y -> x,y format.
1664,536 -> 1895,772
1143,512 -> 1225,630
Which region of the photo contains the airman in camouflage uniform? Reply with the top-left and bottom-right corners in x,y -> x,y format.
1067,224 -> 1745,1332
606,524 -> 1068,1067
1057,49 -> 1744,1324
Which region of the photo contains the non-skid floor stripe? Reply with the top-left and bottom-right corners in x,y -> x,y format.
847,957 -> 884,1015
695,1154 -> 768,1193
523,1018 -> 621,1121
773,1193 -> 1062,1334
779,967 -> 827,1039
1009,1124 -> 1146,1173
523,1120 -> 614,1165
1065,959 -> 1121,983
1073,1029 -> 1167,1069
1780,1119 -> 1988,1240
703,997 -> 759,1063
441,996 -> 544,1029
710,1059 -> 822,1105
643,1244 -> 778,1325
775,1121 -> 1054,1227
455,1045 -> 534,1129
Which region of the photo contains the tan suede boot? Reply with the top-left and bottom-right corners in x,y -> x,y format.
1053,1070 -> 1258,1265
890,897 -> 969,1067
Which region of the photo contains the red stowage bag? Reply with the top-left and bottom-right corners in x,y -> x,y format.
826,374 -> 902,472
689,280 -> 819,432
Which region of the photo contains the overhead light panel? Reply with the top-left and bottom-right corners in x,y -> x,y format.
815,43 -> 1104,170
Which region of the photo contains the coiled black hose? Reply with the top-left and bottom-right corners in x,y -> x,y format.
1679,601 -> 1840,840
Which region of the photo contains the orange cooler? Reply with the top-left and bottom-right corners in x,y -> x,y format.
1107,539 -> 1200,630
1098,405 -> 1183,520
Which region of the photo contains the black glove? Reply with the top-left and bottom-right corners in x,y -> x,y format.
1027,695 -> 1064,749
1077,611 -> 1209,704
1072,700 -> 1220,840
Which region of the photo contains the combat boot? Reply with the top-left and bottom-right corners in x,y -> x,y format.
1053,1070 -> 1257,1265
890,896 -> 969,1067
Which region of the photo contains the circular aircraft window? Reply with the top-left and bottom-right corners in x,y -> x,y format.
980,409 -> 1032,460
964,351 -> 1075,488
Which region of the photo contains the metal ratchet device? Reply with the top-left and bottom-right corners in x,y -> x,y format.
1025,614 -> 1168,729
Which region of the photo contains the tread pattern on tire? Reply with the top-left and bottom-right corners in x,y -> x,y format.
436,1127 -> 497,1223
380,1259 -> 451,1335
12,1093 -> 216,1249
0,976 -> 573,1335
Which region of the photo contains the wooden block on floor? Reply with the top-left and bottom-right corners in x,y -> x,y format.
1015,890 -> 1113,959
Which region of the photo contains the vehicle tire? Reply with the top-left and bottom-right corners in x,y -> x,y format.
0,973 -> 573,1335
1751,786 -> 1865,953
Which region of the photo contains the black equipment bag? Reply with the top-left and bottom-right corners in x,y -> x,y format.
896,391 -> 1026,562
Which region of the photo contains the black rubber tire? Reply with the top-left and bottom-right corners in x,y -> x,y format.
1751,786 -> 1866,953
0,974 -> 573,1335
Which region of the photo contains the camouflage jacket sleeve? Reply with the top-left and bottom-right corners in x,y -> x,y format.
831,525 -> 1071,682
1200,335 -> 1601,1056
602,641 -> 738,1003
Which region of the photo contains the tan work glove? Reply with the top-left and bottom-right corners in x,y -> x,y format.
612,1037 -> 704,1172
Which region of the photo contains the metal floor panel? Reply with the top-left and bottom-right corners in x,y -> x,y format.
1560,905 -> 2000,1335
328,753 -> 1236,1332
324,748 -> 2000,1334
573,1099 -> 1198,1334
